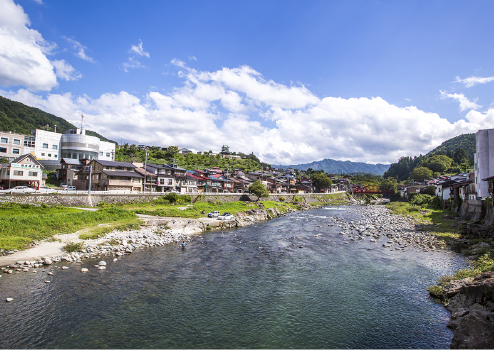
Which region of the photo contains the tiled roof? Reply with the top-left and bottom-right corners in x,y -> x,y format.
102,170 -> 143,178
62,158 -> 82,165
96,160 -> 135,168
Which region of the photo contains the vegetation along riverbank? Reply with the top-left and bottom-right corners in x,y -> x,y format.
385,200 -> 494,349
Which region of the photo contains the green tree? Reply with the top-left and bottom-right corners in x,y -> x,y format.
380,178 -> 397,193
248,181 -> 269,201
423,155 -> 453,173
310,173 -> 332,192
411,167 -> 433,181
165,146 -> 180,161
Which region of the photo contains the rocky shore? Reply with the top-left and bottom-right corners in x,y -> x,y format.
328,205 -> 446,252
0,205 -> 293,274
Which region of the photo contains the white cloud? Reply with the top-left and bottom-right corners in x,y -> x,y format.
0,0 -> 57,90
3,64 -> 494,165
129,39 -> 149,58
33,0 -> 43,3
121,57 -> 146,73
188,56 -> 197,61
455,75 -> 494,88
62,36 -> 95,62
171,58 -> 186,68
121,39 -> 150,72
440,90 -> 482,112
51,59 -> 81,81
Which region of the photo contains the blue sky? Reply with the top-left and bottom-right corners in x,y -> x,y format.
1,0 -> 494,165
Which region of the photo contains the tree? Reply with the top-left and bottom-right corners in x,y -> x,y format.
311,173 -> 332,192
380,178 -> 397,193
423,155 -> 453,173
411,167 -> 433,181
165,146 -> 180,161
248,181 -> 269,201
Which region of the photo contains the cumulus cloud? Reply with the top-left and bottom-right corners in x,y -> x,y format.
3,64 -> 494,165
51,59 -> 81,81
440,90 -> 482,112
455,75 -> 494,88
0,0 -> 57,90
129,39 -> 149,58
62,36 -> 95,62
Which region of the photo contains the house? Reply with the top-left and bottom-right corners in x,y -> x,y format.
0,154 -> 43,189
146,163 -> 187,193
73,160 -> 143,192
134,166 -> 157,193
57,158 -> 85,187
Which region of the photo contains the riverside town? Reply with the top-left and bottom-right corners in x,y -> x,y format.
1,1 -> 494,349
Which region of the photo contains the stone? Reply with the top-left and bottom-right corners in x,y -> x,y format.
43,258 -> 53,265
98,266 -> 106,270
6,298 -> 13,302
81,268 -> 88,272
450,310 -> 494,349
61,266 -> 69,270
98,261 -> 107,266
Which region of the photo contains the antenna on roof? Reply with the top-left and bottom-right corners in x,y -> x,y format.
80,114 -> 84,134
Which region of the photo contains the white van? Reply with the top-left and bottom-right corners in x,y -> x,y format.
66,186 -> 76,191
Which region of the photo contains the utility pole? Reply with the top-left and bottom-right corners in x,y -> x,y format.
144,148 -> 148,194
88,164 -> 92,195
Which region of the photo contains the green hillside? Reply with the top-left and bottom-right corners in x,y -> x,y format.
279,158 -> 391,175
0,96 -> 115,143
384,133 -> 476,181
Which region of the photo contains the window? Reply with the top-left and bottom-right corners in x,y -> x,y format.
168,179 -> 173,185
106,153 -> 110,157
41,153 -> 45,156
13,170 -> 23,176
13,139 -> 20,145
48,154 -> 51,157
12,148 -> 19,154
54,155 -> 57,158
52,145 -> 58,150
160,179 -> 165,185
29,171 -> 37,177
1,137 -> 8,143
0,147 -> 6,153
99,152 -> 103,156
42,143 -> 48,148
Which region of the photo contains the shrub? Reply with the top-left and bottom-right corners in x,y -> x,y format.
63,242 -> 84,253
407,205 -> 421,212
278,196 -> 286,202
293,195 -> 303,202
409,194 -> 432,207
426,285 -> 444,299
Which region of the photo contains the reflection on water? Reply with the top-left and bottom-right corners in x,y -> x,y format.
0,207 -> 464,348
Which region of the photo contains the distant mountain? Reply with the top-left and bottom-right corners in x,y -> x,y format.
279,158 -> 391,175
426,133 -> 476,159
0,95 -> 115,143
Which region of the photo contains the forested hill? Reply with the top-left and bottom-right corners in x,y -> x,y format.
426,133 -> 476,159
279,158 -> 391,175
384,133 -> 476,181
0,96 -> 115,143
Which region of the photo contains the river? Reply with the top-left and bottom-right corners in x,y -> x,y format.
0,206 -> 465,348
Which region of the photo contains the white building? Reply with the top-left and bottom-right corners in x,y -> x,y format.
474,129 -> 494,198
0,131 -> 35,161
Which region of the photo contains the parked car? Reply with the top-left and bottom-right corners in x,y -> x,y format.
208,211 -> 220,218
38,186 -> 57,194
9,186 -> 37,193
217,212 -> 234,220
65,186 -> 76,191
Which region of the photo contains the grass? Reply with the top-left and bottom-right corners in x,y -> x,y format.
78,218 -> 142,240
0,205 -> 138,250
63,242 -> 84,253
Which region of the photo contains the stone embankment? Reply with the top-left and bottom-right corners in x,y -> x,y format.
440,272 -> 494,349
329,205 -> 446,251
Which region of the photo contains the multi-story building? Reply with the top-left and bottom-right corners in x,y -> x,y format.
0,131 -> 35,161
0,129 -> 115,171
474,128 -> 494,198
73,159 -> 143,192
0,154 -> 43,189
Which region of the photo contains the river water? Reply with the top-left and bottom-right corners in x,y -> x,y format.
0,206 -> 465,348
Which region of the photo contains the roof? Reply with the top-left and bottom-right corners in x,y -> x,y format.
134,167 -> 156,177
11,154 -> 43,168
482,175 -> 494,182
96,160 -> 135,168
102,170 -> 143,178
61,158 -> 82,165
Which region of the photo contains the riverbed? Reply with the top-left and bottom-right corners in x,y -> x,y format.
0,206 -> 466,348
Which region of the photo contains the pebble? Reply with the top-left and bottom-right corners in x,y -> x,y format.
81,268 -> 88,273
6,298 -> 13,302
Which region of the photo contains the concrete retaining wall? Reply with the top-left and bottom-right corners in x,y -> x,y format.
0,192 -> 349,207
459,199 -> 485,222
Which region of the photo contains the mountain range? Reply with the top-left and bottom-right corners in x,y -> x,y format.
278,158 -> 391,175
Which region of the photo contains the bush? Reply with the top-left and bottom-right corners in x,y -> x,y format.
409,194 -> 432,207
63,242 -> 84,253
426,285 -> 444,299
293,195 -> 303,202
408,205 -> 421,212
278,196 -> 286,202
